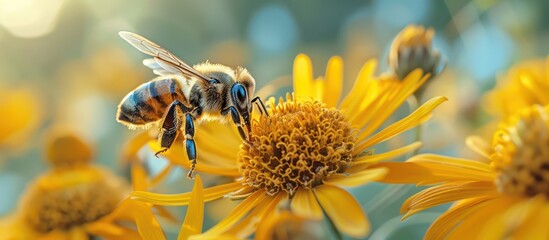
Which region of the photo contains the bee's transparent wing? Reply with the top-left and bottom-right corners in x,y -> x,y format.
143,58 -> 173,76
119,31 -> 211,82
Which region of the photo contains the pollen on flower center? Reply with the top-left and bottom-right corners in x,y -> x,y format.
237,94 -> 356,196
22,168 -> 126,232
492,105 -> 549,197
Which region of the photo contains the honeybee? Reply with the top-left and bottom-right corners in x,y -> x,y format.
116,31 -> 268,178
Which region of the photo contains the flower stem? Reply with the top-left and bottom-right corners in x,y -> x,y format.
407,94 -> 422,155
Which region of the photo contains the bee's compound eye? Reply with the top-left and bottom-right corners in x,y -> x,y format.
209,78 -> 221,84
235,85 -> 247,103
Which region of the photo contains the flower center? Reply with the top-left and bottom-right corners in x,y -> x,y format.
492,106 -> 549,197
23,168 -> 126,232
237,94 -> 356,196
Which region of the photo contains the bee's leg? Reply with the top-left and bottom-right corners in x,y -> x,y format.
221,106 -> 247,141
251,96 -> 269,117
183,112 -> 197,179
156,101 -> 183,157
154,147 -> 169,158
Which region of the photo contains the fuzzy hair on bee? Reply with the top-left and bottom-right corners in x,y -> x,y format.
116,31 -> 268,178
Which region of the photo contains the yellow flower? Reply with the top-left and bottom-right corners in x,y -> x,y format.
377,105 -> 549,239
484,57 -> 549,118
0,130 -> 165,240
0,87 -> 43,153
388,25 -> 444,86
131,54 -> 446,238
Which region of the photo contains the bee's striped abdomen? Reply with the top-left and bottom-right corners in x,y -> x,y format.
117,78 -> 186,126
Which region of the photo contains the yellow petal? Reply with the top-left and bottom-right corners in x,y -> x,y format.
194,121 -> 242,167
324,56 -> 343,108
198,190 -> 268,237
190,234 -> 241,240
312,78 -> 325,102
68,228 -> 88,240
407,154 -> 493,173
352,142 -> 423,165
128,201 -> 166,240
346,78 -> 388,128
41,230 -> 71,240
84,221 -> 125,237
0,215 -> 39,240
88,226 -> 143,240
105,230 -> 143,240
350,60 -> 379,104
131,181 -> 243,206
179,175 -> 204,240
224,186 -> 256,200
465,135 -> 493,161
359,70 -> 428,139
314,184 -> 370,238
425,196 -> 497,240
105,199 -> 166,240
447,196 -> 521,240
355,96 -> 446,152
293,54 -> 315,99
324,167 -> 387,187
291,188 -> 323,220
401,181 -> 498,219
373,162 -> 495,185
513,202 -> 549,239
153,205 -> 178,223
225,192 -> 286,238
340,60 -> 378,113
121,131 -> 151,164
520,70 -> 549,104
223,200 -> 271,238
479,196 -> 543,239
131,163 -> 149,191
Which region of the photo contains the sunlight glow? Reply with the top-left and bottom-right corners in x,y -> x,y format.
0,0 -> 66,38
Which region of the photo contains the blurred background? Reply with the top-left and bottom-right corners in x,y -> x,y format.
0,0 -> 548,239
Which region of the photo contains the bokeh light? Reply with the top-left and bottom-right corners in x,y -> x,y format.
0,0 -> 66,38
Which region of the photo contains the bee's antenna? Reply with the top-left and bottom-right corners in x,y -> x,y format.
251,96 -> 269,117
